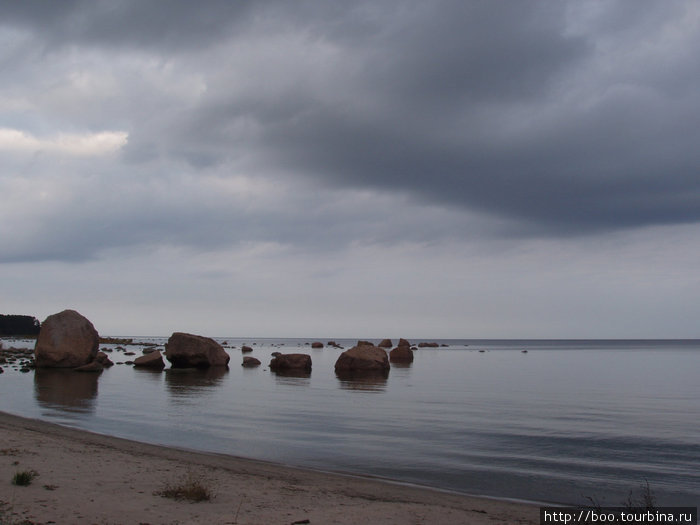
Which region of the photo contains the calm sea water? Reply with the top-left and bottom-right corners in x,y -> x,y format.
1,338 -> 699,507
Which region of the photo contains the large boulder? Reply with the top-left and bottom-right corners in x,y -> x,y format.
378,339 -> 393,348
397,338 -> 411,348
164,332 -> 230,368
269,353 -> 312,372
335,344 -> 390,372
34,310 -> 99,368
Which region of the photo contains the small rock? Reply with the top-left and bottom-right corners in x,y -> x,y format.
241,345 -> 253,353
133,351 -> 165,369
242,356 -> 261,368
95,351 -> 114,367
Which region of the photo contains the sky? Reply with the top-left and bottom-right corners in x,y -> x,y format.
1,1 -> 700,339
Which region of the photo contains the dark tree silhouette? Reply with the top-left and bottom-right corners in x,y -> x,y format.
0,314 -> 41,336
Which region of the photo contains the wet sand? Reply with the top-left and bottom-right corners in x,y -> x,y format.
0,411 -> 539,524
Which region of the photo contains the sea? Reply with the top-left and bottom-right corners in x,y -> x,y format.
1,337 -> 698,508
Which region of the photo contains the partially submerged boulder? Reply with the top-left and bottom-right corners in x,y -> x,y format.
134,350 -> 165,369
397,338 -> 411,348
95,351 -> 114,368
74,360 -> 103,373
242,356 -> 261,368
34,310 -> 99,368
335,344 -> 390,372
389,345 -> 414,363
418,342 -> 439,348
241,345 -> 253,353
378,339 -> 393,348
269,353 -> 311,372
311,342 -> 324,348
164,332 -> 230,368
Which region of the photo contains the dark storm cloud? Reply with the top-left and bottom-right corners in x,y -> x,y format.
3,0 -> 700,242
0,0 -> 257,50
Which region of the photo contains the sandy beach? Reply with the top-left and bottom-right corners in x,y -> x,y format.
0,411 -> 539,525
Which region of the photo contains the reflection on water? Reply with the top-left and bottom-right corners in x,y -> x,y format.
335,370 -> 389,392
271,369 -> 311,385
133,367 -> 165,381
164,367 -> 228,400
34,368 -> 99,414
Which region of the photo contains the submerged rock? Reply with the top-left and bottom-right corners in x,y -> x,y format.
74,360 -> 104,373
34,310 -> 99,368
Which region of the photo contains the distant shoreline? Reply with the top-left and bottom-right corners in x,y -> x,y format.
0,410 -> 539,524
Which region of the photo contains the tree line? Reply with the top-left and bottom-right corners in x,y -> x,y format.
0,314 -> 41,336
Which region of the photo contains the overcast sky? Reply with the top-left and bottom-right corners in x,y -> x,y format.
2,1 -> 699,338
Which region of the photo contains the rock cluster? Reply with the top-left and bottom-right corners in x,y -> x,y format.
10,310 -> 427,384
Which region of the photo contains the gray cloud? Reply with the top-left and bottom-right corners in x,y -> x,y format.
2,1 -> 700,254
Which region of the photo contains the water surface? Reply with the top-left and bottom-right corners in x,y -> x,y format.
1,338 -> 698,507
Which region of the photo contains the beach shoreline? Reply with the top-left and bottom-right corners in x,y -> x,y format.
0,410 -> 539,524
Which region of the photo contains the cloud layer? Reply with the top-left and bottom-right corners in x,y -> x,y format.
2,1 -> 699,336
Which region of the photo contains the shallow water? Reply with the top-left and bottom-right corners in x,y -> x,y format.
1,338 -> 699,507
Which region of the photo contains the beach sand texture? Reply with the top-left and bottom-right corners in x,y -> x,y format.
0,411 -> 538,524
